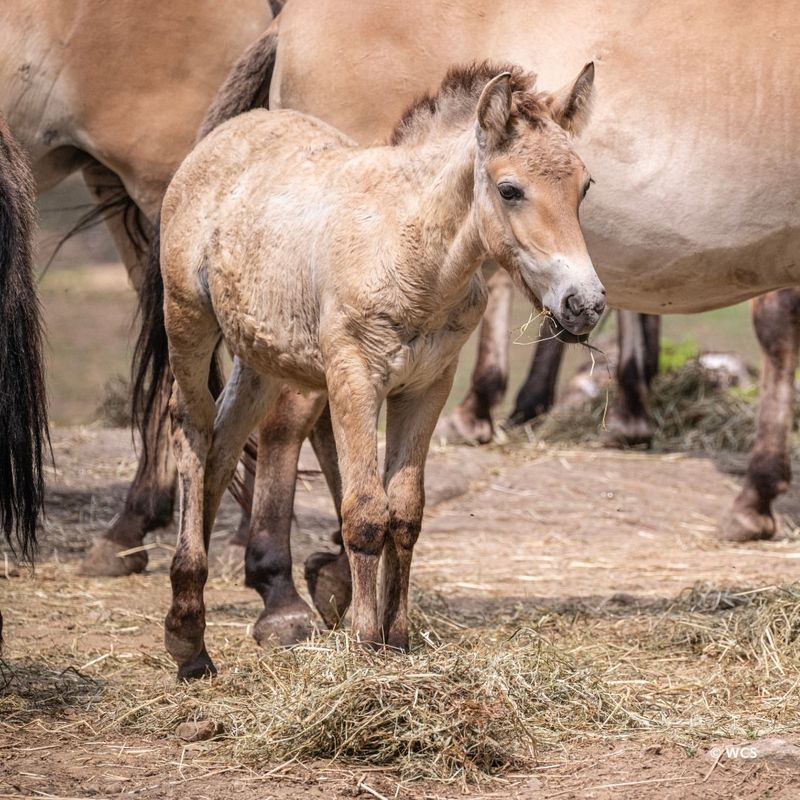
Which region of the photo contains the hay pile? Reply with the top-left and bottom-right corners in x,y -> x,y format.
535,359 -> 777,452
104,625 -> 627,782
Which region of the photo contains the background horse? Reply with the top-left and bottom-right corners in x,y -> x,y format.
265,0 -> 799,544
0,0 -> 273,575
0,115 -> 44,647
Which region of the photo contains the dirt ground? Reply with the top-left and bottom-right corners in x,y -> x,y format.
2,428 -> 800,799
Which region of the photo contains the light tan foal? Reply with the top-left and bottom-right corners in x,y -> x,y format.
158,63 -> 605,678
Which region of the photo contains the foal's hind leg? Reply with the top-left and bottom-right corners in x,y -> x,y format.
79,162 -> 174,577
166,356 -> 278,679
380,365 -> 457,650
435,268 -> 512,444
722,289 -> 800,542
305,403 -> 351,629
246,387 -> 327,647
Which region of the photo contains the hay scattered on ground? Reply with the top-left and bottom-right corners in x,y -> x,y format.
4,579 -> 799,786
535,360 -> 789,453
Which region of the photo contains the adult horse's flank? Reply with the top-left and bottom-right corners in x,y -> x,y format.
0,115 -> 45,647
0,0 -> 273,575
155,63 -> 604,678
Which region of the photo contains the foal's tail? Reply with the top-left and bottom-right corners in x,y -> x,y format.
132,24 -> 280,456
0,121 -> 48,562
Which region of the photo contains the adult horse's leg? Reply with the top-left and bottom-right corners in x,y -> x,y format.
381,364 -> 456,650
435,268 -> 512,443
603,311 -> 660,447
305,403 -> 351,628
166,356 -> 277,680
722,289 -> 800,542
507,335 -> 566,427
78,162 -> 176,576
246,387 -> 327,647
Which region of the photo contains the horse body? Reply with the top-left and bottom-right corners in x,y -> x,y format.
273,0 -> 800,313
0,0 -> 271,214
158,66 -> 604,675
0,0 -> 272,575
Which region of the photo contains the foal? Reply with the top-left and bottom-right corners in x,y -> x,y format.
160,62 -> 605,678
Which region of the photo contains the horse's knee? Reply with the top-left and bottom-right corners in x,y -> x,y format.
389,517 -> 421,551
341,492 -> 389,555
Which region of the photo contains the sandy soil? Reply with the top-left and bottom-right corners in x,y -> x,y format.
2,428 -> 800,799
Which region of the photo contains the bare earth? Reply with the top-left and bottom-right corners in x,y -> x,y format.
2,427 -> 800,799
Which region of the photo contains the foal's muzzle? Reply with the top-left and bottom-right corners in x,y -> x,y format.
557,288 -> 606,336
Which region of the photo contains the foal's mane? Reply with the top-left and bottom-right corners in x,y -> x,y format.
389,61 -> 550,146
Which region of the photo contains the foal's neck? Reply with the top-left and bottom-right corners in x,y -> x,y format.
406,127 -> 486,306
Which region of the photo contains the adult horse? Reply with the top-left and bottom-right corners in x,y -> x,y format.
0,115 -> 45,647
265,0 -> 799,547
156,61 -> 604,677
145,0 -> 798,637
0,0 -> 273,574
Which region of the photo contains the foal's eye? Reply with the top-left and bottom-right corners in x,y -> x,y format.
582,177 -> 595,199
497,182 -> 524,202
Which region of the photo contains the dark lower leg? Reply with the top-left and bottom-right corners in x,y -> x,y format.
380,517 -> 420,650
723,289 -> 800,541
604,312 -> 659,447
79,163 -> 173,576
80,379 -> 175,576
164,389 -> 215,681
246,389 -> 326,646
437,269 -> 512,444
305,404 -> 352,627
508,334 -> 566,426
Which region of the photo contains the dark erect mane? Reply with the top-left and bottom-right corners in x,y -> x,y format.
390,61 -> 550,146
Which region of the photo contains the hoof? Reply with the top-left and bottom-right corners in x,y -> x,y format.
434,407 -> 493,445
720,506 -> 776,542
253,604 -> 319,648
384,630 -> 410,652
177,646 -> 217,682
305,550 -> 352,629
78,538 -> 148,577
601,413 -> 654,449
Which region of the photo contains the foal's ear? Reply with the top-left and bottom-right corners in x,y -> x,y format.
547,62 -> 595,136
476,72 -> 513,147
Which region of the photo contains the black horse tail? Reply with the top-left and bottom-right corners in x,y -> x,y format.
132,26 -> 279,454
0,120 -> 49,562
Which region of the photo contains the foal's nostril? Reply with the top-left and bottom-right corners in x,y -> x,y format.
564,294 -> 584,317
593,296 -> 607,316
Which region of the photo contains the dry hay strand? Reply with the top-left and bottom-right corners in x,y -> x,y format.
101,625 -> 628,784
534,359 -> 788,453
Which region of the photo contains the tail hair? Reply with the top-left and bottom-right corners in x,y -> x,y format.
0,120 -> 49,562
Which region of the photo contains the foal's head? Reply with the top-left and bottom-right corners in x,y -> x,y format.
470,63 -> 605,337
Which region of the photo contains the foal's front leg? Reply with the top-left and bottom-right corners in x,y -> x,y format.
381,365 -> 457,650
326,363 -> 387,645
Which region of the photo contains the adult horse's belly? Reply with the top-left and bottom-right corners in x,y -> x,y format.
275,0 -> 800,315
